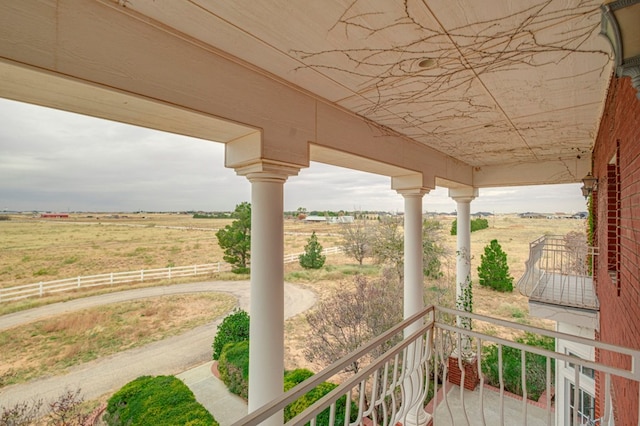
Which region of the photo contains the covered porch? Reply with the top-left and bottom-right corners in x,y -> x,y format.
0,1 -> 631,425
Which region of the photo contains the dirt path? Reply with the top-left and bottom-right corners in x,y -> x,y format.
0,281 -> 315,409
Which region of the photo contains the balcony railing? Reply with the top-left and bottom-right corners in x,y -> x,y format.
232,306 -> 640,426
517,235 -> 599,310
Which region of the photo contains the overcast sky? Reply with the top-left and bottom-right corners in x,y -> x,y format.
0,98 -> 588,214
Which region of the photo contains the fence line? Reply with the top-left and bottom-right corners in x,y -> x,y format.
0,246 -> 343,303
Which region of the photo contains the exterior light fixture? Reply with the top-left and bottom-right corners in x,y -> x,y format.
600,0 -> 640,99
581,172 -> 598,199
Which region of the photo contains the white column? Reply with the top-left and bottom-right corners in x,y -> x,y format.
449,188 -> 478,351
399,190 -> 427,333
397,189 -> 430,426
237,163 -> 299,426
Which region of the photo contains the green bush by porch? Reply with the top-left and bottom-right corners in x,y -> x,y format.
217,343 -> 353,426
218,340 -> 250,399
481,332 -> 555,401
212,308 -> 250,361
104,375 -> 218,426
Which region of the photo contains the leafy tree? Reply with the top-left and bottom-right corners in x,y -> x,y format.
296,206 -> 307,220
304,269 -> 402,374
299,231 -> 326,269
338,216 -> 372,265
215,202 -> 251,273
212,309 -> 250,360
477,239 -> 513,292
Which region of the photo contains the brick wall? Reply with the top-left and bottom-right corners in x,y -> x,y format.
592,76 -> 640,425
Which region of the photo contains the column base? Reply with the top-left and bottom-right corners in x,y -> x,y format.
372,412 -> 432,426
447,355 -> 479,391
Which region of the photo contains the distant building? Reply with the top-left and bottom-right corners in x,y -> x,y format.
304,215 -> 326,223
328,215 -> 354,224
40,213 -> 69,218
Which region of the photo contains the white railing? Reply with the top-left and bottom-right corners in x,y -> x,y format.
517,235 -> 599,310
0,247 -> 342,303
232,306 -> 640,426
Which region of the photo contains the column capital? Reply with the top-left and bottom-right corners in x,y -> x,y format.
391,173 -> 433,197
396,187 -> 430,197
235,160 -> 300,183
449,187 -> 478,202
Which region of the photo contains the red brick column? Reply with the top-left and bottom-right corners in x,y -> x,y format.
448,355 -> 479,391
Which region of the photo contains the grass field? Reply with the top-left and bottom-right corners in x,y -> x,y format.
0,213 -> 341,288
0,213 -> 586,388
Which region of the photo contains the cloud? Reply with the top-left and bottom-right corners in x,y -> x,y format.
0,98 -> 587,213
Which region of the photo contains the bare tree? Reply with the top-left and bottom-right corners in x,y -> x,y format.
564,231 -> 589,275
338,217 -> 372,265
371,216 -> 404,280
304,269 -> 403,373
0,388 -> 88,426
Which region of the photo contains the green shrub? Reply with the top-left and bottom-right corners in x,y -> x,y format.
218,340 -> 250,399
450,217 -> 489,235
283,369 -> 355,426
212,309 -> 250,360
105,375 -> 218,425
477,239 -> 514,292
284,368 -> 315,387
482,333 -> 555,401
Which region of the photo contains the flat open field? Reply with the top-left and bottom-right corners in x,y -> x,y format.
0,213 -> 342,288
0,212 -> 586,387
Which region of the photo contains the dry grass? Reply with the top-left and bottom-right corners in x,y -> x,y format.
0,293 -> 235,387
0,214 -> 341,288
0,213 -> 585,386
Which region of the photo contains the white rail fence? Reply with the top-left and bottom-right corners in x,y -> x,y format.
0,246 -> 342,303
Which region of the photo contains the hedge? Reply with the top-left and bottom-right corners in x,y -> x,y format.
218,340 -> 250,399
450,217 -> 489,235
284,369 -> 355,426
104,375 -> 218,426
217,345 -> 355,426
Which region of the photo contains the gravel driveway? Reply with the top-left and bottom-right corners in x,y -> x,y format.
0,281 -> 316,409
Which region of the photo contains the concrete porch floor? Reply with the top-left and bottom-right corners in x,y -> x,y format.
428,383 -> 555,426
